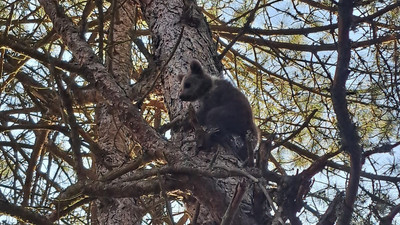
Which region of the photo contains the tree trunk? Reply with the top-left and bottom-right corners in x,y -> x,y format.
140,1 -> 259,224
93,1 -> 142,224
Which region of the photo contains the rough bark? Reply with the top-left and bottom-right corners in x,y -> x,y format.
2,0 -> 400,224
92,1 -> 143,224
35,0 -> 347,224
139,0 -> 259,224
37,0 -> 171,223
330,0 -> 362,224
37,0 -> 170,160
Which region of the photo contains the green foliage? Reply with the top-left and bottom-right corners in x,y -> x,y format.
1,0 -> 400,224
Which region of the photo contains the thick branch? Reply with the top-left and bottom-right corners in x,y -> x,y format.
38,0 -> 172,160
0,34 -> 85,76
331,1 -> 362,224
218,32 -> 400,52
380,204 -> 400,225
0,201 -> 52,225
317,192 -> 345,225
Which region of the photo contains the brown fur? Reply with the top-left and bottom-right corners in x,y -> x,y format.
179,60 -> 258,162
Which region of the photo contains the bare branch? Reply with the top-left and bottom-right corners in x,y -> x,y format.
0,200 -> 53,225
331,1 -> 362,224
317,192 -> 344,225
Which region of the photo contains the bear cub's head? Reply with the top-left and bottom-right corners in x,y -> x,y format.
179,60 -> 212,102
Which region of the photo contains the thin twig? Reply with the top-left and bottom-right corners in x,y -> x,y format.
158,173 -> 176,225
218,0 -> 261,60
271,109 -> 318,150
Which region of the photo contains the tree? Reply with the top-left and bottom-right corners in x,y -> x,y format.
0,0 -> 400,224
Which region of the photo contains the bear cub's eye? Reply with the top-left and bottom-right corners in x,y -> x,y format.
184,83 -> 191,89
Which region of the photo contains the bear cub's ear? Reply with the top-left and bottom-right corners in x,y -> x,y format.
190,60 -> 204,75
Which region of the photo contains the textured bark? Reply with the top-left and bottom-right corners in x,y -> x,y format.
39,0 -> 275,224
37,0 -> 171,224
93,1 -> 142,224
331,1 -> 362,225
37,0 -> 170,160
140,1 -> 258,224
21,129 -> 49,207
3,0 -> 400,224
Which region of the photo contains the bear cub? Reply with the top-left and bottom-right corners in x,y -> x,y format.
179,60 -> 258,162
